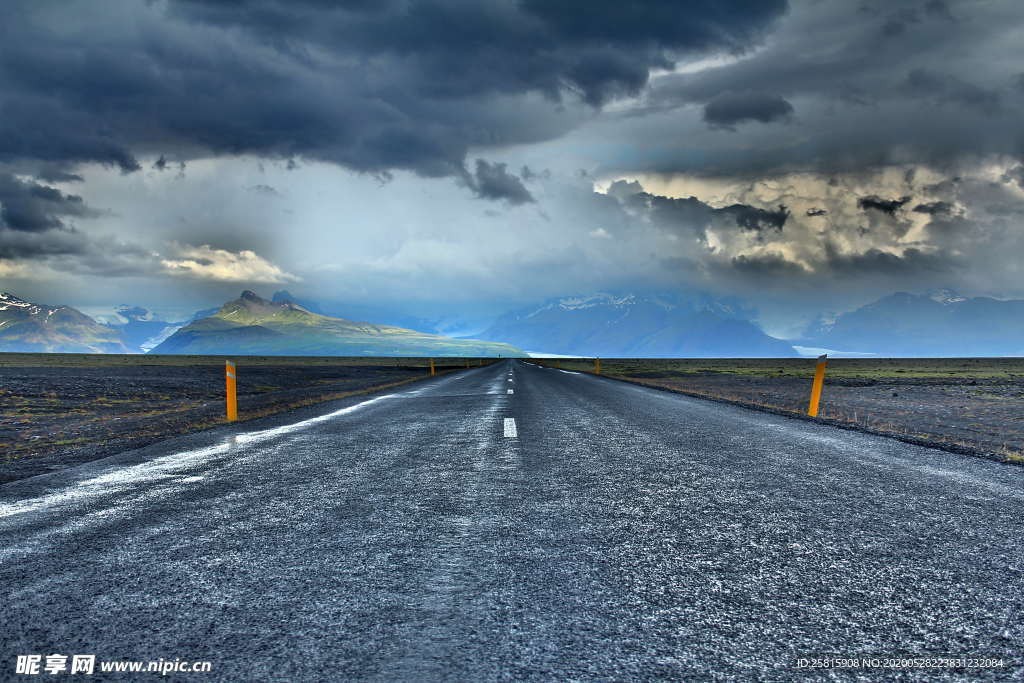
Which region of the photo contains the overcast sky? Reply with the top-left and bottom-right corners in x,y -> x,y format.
2,0 -> 1023,336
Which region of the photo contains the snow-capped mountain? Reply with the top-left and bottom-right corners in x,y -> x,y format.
801,289 -> 1024,356
0,292 -> 44,315
0,292 -> 129,353
480,292 -> 796,357
927,288 -> 969,306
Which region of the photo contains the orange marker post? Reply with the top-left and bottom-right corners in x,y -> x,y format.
225,360 -> 238,422
807,354 -> 828,417
595,357 -> 602,375
430,358 -> 436,376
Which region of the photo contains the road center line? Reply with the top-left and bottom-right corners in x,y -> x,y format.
503,418 -> 517,438
507,389 -> 514,394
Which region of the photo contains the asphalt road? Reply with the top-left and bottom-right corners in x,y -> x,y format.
2,360 -> 1023,680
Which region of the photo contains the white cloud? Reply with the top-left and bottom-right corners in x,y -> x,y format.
160,244 -> 299,283
0,259 -> 43,279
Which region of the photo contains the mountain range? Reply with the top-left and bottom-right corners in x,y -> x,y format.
801,289 -> 1024,356
150,291 -> 525,357
3,287 -> 1024,358
478,293 -> 798,357
0,292 -> 129,353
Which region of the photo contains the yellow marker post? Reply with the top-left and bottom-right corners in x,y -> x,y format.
595,357 -> 601,375
555,359 -> 561,369
430,358 -> 436,376
807,353 -> 828,417
225,360 -> 237,422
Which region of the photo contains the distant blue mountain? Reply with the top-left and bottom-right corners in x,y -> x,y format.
102,305 -> 187,353
480,292 -> 797,357
801,289 -> 1024,356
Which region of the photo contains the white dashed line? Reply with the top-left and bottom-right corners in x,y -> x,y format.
507,389 -> 514,394
507,378 -> 513,382
503,418 -> 517,438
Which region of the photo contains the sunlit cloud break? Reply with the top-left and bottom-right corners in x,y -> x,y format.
160,244 -> 299,283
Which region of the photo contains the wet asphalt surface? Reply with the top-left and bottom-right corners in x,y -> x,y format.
1,359 -> 1023,681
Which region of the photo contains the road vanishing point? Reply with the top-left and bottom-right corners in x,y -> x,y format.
2,360 -> 1022,680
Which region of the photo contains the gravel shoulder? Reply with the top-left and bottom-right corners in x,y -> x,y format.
545,358 -> 1024,465
0,353 -> 477,483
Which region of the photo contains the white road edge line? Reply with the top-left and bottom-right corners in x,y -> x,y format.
503,418 -> 517,438
0,392 -> 397,519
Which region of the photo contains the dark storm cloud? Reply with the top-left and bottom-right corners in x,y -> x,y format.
0,0 -> 788,189
881,7 -> 922,37
904,68 -> 1001,114
0,229 -> 88,260
0,221 -> 153,278
913,201 -> 953,215
520,166 -> 551,182
702,92 -> 794,129
610,180 -> 788,234
716,203 -> 789,232
0,171 -> 154,274
632,0 -> 1024,178
606,179 -> 645,200
925,0 -> 955,21
858,195 -> 911,216
823,244 -> 953,277
469,160 -> 534,205
642,194 -> 714,231
0,173 -> 97,232
36,167 -> 84,184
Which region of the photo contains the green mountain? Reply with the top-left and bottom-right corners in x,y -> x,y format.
151,291 -> 526,357
0,292 -> 130,353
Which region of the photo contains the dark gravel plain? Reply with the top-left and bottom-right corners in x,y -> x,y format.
0,353 -> 467,483
551,358 -> 1024,463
